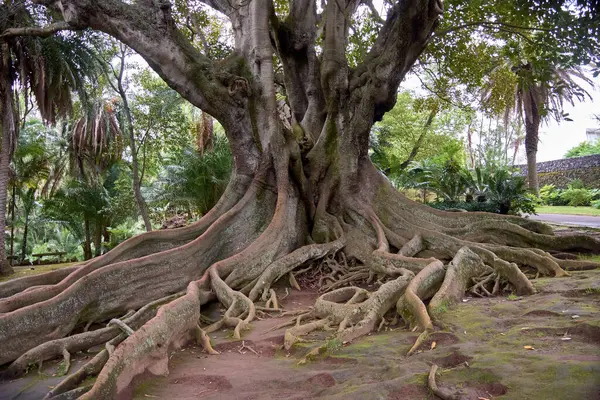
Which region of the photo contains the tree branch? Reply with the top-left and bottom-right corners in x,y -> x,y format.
435,20 -> 554,37
350,0 -> 443,121
0,21 -> 78,38
361,0 -> 384,23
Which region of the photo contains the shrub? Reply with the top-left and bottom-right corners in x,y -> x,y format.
539,184 -> 567,206
560,188 -> 592,207
429,201 -> 501,214
592,199 -> 600,209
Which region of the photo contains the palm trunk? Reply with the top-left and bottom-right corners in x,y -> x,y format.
9,183 -> 15,265
196,111 -> 214,155
524,100 -> 541,195
93,222 -> 102,257
20,217 -> 28,262
83,217 -> 92,260
0,53 -> 15,275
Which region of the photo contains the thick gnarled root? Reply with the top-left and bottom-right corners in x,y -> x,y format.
428,364 -> 466,400
3,292 -> 183,380
78,282 -> 205,400
429,248 -> 492,314
396,260 -> 445,332
283,272 -> 413,349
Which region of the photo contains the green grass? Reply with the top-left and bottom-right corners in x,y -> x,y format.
0,262 -> 80,283
535,206 -> 600,216
579,254 -> 600,263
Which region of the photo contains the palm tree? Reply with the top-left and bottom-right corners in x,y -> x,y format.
10,122 -> 50,263
68,98 -> 124,181
0,2 -> 100,274
150,135 -> 232,221
482,62 -> 593,194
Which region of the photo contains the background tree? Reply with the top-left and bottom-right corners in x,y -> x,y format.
370,90 -> 471,183
0,2 -> 100,274
0,1 -> 598,398
481,60 -> 593,194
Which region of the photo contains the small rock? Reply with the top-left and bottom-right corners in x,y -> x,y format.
571,315 -> 580,319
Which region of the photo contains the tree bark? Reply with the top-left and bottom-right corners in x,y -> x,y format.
83,217 -> 92,260
0,49 -> 16,275
9,183 -> 15,265
20,216 -> 28,263
524,98 -> 541,195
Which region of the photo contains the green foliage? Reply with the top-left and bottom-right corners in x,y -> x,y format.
592,200 -> 600,210
406,158 -> 535,215
371,92 -> 468,184
429,201 -> 500,213
540,182 -> 597,207
539,185 -> 567,206
404,158 -> 470,203
564,141 -> 600,158
560,188 -> 592,207
483,168 -> 536,215
149,135 -> 232,218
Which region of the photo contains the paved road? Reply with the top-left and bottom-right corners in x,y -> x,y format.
528,213 -> 600,228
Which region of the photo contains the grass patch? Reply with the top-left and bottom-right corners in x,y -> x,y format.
579,254 -> 600,263
536,206 -> 600,216
431,300 -> 450,316
0,262 -> 79,283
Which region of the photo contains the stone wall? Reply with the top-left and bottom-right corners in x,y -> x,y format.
516,154 -> 600,188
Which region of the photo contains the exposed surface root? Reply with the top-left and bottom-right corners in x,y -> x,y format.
428,364 -> 466,400
3,292 -> 183,379
1,159 -> 598,399
397,260 -> 445,331
284,272 -> 413,348
195,325 -> 219,355
429,248 -> 492,313
248,238 -> 344,301
78,282 -> 205,399
0,265 -> 82,299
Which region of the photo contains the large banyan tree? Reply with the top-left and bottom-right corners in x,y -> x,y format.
1,0 -> 599,398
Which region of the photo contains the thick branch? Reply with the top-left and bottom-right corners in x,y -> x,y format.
0,21 -> 78,38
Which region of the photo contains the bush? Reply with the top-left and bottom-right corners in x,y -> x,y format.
560,188 -> 592,207
539,184 -> 567,206
592,199 -> 600,209
429,201 -> 500,213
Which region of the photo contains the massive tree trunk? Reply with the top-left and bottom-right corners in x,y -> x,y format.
0,0 -> 599,398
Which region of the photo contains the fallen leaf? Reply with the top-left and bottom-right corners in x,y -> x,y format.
431,341 -> 437,350
523,345 -> 534,350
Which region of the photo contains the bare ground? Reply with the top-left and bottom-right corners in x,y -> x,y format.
4,268 -> 600,400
